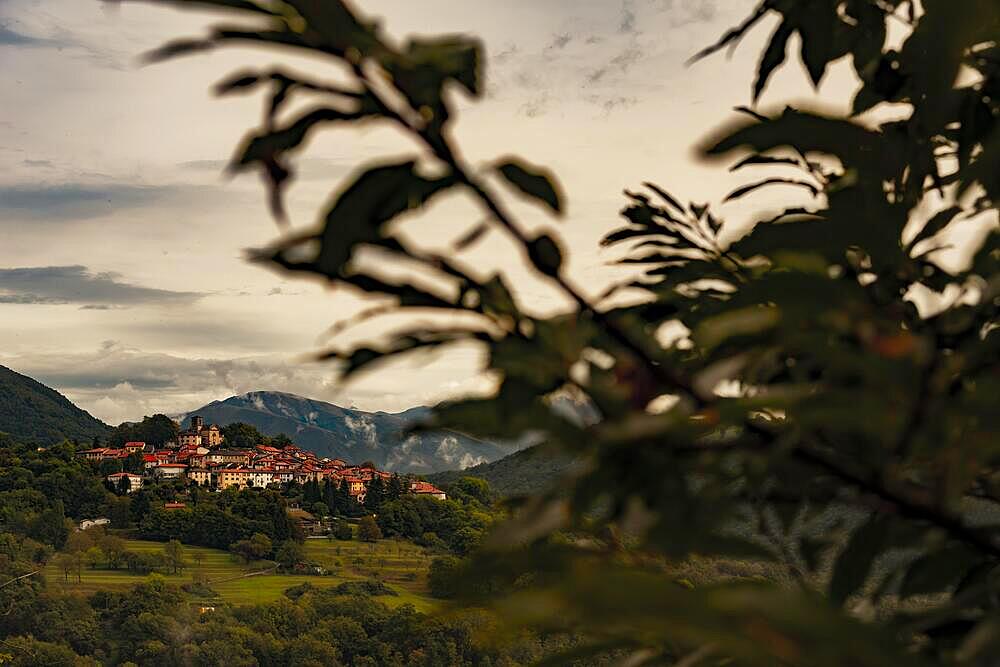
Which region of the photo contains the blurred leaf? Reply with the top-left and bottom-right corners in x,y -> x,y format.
527,234 -> 564,277
906,206 -> 963,252
754,20 -> 793,102
693,306 -> 780,351
724,178 -> 819,202
829,514 -> 888,606
496,158 -> 564,215
899,545 -> 981,599
298,161 -> 457,277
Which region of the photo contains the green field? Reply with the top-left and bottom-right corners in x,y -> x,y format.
44,538 -> 436,611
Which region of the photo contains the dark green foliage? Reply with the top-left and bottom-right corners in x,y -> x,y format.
230,532 -> 273,563
377,494 -> 493,555
109,413 -> 178,448
363,475 -> 384,511
138,489 -> 301,549
357,515 -> 382,543
427,555 -> 463,599
274,539 -> 305,569
219,421 -> 267,448
429,445 -> 575,497
333,519 -> 353,541
123,0 -> 1000,665
0,365 -> 109,445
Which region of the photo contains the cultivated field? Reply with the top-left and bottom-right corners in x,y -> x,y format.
43,538 -> 437,611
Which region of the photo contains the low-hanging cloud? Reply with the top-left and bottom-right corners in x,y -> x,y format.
0,265 -> 204,307
0,183 -> 195,222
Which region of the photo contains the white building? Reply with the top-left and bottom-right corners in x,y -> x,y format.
106,472 -> 143,493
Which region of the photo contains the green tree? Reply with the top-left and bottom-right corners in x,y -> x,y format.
387,474 -> 405,502
163,539 -> 186,574
427,555 -> 463,599
357,516 -> 382,543
220,422 -> 266,449
334,520 -> 353,541
136,1 -> 1000,665
230,532 -> 273,563
274,540 -> 305,570
101,534 -> 127,570
363,476 -> 384,512
110,413 -> 179,448
27,500 -> 69,549
335,479 -> 352,516
323,478 -> 337,515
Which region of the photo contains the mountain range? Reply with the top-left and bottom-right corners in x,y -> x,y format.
0,365 -> 110,444
181,391 -> 519,473
0,363 -> 530,474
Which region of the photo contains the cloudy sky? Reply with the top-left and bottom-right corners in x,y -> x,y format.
0,0 -> 873,424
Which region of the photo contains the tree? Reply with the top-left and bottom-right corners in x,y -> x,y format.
101,534 -> 127,570
106,495 -> 131,529
311,501 -> 328,519
303,478 -> 322,505
139,2 -> 1000,665
163,539 -> 185,574
427,556 -> 463,599
84,546 -> 104,569
219,422 -> 265,449
53,552 -> 74,582
230,532 -> 272,563
323,478 -> 337,515
357,516 -> 382,543
363,476 -> 384,512
274,540 -> 305,569
27,500 -> 69,549
387,474 -> 405,502
110,413 -> 179,448
335,479 -> 352,516
334,520 -> 353,541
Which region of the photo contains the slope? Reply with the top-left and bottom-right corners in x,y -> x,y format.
0,365 -> 110,445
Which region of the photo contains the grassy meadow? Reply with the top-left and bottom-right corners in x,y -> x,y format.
44,537 -> 437,611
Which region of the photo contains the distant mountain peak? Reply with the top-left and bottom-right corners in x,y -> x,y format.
182,390 -> 519,473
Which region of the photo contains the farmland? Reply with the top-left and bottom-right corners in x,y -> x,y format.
43,537 -> 437,611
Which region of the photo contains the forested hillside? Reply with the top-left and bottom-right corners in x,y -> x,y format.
429,445 -> 577,497
0,365 -> 110,445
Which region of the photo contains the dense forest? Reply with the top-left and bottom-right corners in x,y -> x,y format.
0,365 -> 110,445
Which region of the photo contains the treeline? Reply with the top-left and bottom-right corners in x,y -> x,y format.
136,487 -> 301,550
377,478 -> 496,555
0,436 -> 125,549
0,542 -> 612,666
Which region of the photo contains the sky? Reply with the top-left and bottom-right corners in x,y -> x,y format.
0,0 -> 894,424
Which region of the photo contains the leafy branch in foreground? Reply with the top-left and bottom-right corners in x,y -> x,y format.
133,0 -> 999,664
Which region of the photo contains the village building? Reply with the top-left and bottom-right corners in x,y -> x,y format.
287,507 -> 323,534
409,481 -> 447,500
106,472 -> 143,493
152,462 -> 188,479
187,468 -> 213,486
205,449 -> 251,466
177,415 -> 224,448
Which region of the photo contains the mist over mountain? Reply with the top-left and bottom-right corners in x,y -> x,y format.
181,391 -> 519,473
0,365 -> 111,445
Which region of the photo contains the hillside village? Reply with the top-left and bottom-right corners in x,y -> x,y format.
79,415 -> 447,502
